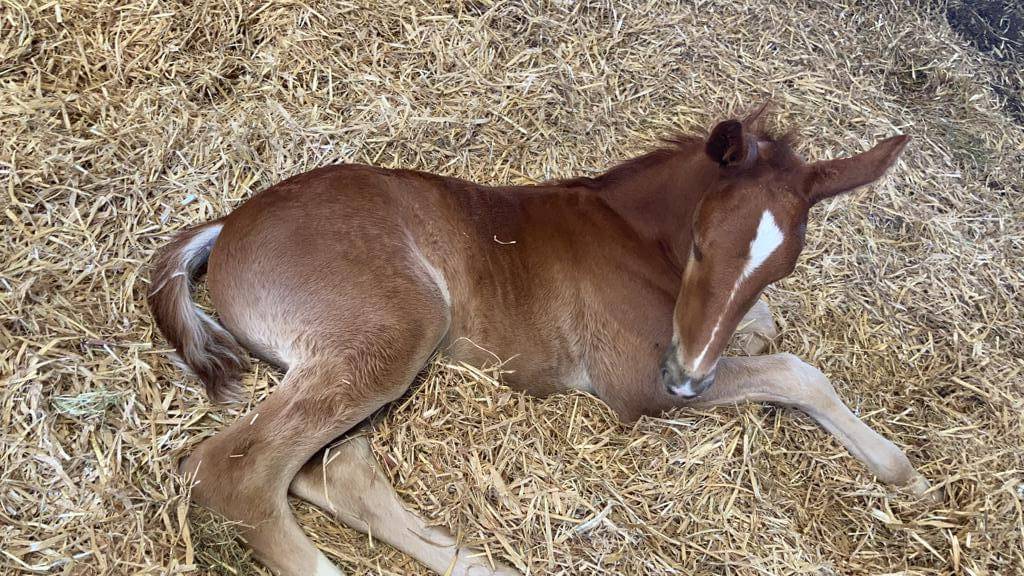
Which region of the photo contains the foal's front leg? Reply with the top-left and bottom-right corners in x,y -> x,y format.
688,353 -> 932,497
732,298 -> 778,355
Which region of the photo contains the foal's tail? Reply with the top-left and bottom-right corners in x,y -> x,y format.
147,220 -> 249,402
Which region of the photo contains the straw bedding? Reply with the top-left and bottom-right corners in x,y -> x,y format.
2,0 -> 1022,574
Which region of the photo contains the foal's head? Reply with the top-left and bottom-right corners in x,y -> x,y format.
661,108 -> 909,398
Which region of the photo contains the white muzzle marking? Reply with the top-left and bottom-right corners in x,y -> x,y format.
688,210 -> 783,373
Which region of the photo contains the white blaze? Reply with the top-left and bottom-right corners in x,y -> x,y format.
744,210 -> 784,278
688,210 -> 784,374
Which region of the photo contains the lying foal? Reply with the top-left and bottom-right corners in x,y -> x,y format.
149,107 -> 929,575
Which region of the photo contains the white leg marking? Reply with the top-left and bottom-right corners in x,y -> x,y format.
689,210 -> 783,373
315,550 -> 344,576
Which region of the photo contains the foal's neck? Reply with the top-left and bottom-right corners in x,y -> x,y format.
596,145 -> 716,268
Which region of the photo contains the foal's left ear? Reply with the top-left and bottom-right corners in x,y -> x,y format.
742,100 -> 772,131
806,135 -> 910,205
706,120 -> 757,168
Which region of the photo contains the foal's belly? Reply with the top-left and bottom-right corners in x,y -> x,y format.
439,294 -> 673,401
440,324 -> 585,398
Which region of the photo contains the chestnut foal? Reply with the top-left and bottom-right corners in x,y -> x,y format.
149,107 -> 929,575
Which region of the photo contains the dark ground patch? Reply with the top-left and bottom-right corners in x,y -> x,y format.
939,0 -> 1024,122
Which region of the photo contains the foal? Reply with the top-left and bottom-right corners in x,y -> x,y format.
149,107 -> 929,575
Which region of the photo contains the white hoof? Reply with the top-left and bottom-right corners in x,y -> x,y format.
315,551 -> 345,576
905,474 -> 941,503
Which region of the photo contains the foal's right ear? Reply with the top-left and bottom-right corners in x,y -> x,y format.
805,135 -> 910,205
705,120 -> 756,168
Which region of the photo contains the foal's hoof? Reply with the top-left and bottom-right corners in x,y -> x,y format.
905,474 -> 941,503
460,556 -> 524,576
737,332 -> 772,356
461,563 -> 523,576
735,300 -> 778,355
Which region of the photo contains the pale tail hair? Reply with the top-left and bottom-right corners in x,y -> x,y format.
147,220 -> 248,402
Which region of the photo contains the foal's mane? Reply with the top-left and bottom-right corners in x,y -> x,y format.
558,127 -> 798,190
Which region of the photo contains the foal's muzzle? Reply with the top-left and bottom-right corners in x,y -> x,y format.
661,349 -> 716,399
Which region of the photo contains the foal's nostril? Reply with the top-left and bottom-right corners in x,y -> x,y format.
659,351 -> 679,386
693,372 -> 715,396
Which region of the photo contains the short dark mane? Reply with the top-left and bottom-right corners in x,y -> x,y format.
556,134 -> 702,189
758,130 -> 800,170
557,127 -> 799,189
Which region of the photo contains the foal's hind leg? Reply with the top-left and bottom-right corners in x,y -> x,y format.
181,322 -> 446,575
733,298 -> 778,355
291,435 -> 522,576
181,364 -> 364,575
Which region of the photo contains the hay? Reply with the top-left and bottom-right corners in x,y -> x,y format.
2,0 -> 1022,574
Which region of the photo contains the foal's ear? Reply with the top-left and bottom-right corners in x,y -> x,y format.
742,100 -> 772,131
806,135 -> 909,205
706,120 -> 756,168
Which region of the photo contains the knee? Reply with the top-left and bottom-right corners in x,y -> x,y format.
777,353 -> 836,406
777,352 -> 812,378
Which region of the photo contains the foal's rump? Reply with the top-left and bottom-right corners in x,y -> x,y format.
149,164 -> 456,400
